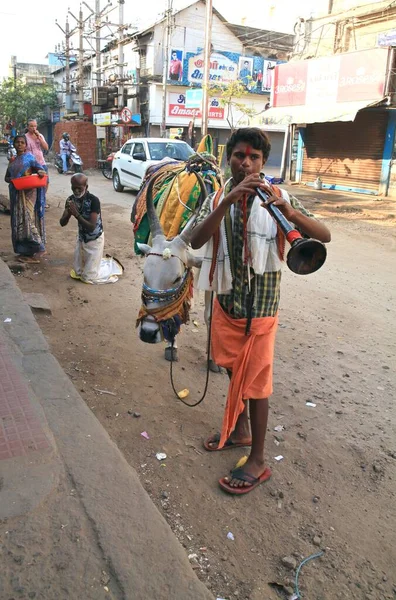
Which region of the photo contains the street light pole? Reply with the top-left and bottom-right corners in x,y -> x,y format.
201,0 -> 213,137
161,0 -> 172,138
95,0 -> 101,86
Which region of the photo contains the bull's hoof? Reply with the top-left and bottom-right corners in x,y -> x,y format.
165,347 -> 179,362
209,359 -> 224,374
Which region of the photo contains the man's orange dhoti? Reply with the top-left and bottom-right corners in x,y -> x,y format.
211,299 -> 278,449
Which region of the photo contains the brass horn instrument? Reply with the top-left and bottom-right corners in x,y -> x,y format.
256,188 -> 327,275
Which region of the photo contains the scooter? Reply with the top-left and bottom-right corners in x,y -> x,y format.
55,150 -> 83,174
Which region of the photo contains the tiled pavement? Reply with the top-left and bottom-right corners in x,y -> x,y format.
0,338 -> 50,460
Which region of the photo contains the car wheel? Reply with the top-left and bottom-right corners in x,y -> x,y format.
113,170 -> 124,192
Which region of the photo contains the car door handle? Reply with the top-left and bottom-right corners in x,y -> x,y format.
128,159 -> 132,162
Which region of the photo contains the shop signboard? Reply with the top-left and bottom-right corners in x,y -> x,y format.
185,89 -> 203,108
378,29 -> 396,47
168,93 -> 224,119
93,112 -> 112,126
272,48 -> 389,107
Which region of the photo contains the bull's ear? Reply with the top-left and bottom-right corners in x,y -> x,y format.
186,252 -> 202,268
137,243 -> 152,255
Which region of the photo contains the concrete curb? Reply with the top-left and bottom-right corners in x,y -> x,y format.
0,259 -> 214,600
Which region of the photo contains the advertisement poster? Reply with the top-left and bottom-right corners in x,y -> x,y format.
168,49 -> 184,82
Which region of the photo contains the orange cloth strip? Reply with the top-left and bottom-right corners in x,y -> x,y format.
211,299 -> 278,449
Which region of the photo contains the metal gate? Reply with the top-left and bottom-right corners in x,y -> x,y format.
301,111 -> 387,193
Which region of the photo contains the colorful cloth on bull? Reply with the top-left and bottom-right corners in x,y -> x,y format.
133,150 -> 222,254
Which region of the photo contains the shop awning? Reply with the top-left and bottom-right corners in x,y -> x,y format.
262,99 -> 386,126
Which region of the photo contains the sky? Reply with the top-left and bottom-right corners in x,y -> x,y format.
0,0 -> 323,78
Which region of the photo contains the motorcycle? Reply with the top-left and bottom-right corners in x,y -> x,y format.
101,151 -> 115,179
55,150 -> 83,174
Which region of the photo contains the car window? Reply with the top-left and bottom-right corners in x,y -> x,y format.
121,143 -> 133,155
148,142 -> 194,161
133,142 -> 145,155
132,142 -> 146,159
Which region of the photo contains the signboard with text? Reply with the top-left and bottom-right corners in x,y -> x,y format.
272,48 -> 389,107
168,93 -> 224,120
167,49 -> 281,95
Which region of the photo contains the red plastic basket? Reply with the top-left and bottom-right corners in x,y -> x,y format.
11,174 -> 48,190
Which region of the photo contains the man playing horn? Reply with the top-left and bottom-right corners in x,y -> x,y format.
191,127 -> 331,495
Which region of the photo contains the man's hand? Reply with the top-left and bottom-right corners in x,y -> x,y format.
37,169 -> 46,178
68,201 -> 80,218
225,173 -> 268,206
260,188 -> 296,221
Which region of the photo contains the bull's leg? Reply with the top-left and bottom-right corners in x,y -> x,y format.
204,291 -> 223,374
164,338 -> 178,362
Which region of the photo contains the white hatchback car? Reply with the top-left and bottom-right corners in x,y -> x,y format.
112,137 -> 195,192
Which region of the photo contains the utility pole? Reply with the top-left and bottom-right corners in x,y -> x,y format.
65,19 -> 71,97
118,0 -> 125,109
78,4 -> 85,116
201,0 -> 213,136
161,0 -> 172,138
56,17 -> 77,111
95,0 -> 101,86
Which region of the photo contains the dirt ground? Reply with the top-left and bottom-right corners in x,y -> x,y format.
1,165 -> 395,600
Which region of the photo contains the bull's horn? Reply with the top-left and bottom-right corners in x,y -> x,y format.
178,214 -> 197,245
146,173 -> 164,240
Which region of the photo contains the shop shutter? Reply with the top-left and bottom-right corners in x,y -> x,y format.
301,111 -> 387,192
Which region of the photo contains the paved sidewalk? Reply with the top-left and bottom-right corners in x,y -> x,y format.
0,258 -> 213,600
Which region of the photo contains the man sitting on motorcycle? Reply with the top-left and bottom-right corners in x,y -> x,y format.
60,132 -> 76,174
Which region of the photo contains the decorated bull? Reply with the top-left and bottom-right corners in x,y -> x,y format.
134,136 -> 223,372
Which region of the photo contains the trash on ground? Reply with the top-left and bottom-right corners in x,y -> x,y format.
3,318 -> 12,323
94,388 -> 117,396
274,455 -> 284,461
274,439 -> 280,446
156,452 -> 167,461
227,532 -> 235,541
235,455 -> 248,468
306,402 -> 317,407
274,425 -> 284,432
192,320 -> 199,327
177,388 -> 190,399
141,431 -> 150,440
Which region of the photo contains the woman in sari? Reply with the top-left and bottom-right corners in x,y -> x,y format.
4,135 -> 47,263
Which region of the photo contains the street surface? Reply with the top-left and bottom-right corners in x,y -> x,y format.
1,156 -> 396,599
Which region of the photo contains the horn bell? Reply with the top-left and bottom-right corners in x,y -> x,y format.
286,239 -> 327,275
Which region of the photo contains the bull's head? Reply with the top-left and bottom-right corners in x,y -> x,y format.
137,175 -> 202,344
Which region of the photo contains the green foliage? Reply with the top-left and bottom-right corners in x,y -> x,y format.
210,79 -> 260,131
0,77 -> 59,131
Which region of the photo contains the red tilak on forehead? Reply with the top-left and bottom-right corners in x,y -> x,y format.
245,146 -> 253,156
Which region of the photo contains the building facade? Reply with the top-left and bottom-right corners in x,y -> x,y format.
51,0 -> 293,174
265,1 -> 396,196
